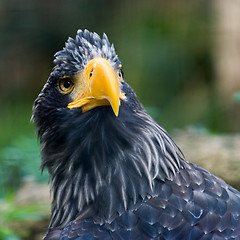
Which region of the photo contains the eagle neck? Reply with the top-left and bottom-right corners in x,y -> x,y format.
44,107 -> 184,228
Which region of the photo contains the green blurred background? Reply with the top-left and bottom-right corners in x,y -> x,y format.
0,0 -> 240,239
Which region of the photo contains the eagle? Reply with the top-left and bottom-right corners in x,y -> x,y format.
32,29 -> 240,240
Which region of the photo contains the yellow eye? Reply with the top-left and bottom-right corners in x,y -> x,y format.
58,77 -> 74,94
117,69 -> 124,82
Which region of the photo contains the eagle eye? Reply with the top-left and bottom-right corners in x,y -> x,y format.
118,69 -> 124,82
58,77 -> 74,94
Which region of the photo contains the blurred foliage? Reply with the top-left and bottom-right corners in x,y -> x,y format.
233,92 -> 240,103
0,102 -> 33,148
0,134 -> 48,197
0,192 -> 48,240
0,102 -> 48,197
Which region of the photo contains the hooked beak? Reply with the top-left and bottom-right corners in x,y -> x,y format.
68,58 -> 125,116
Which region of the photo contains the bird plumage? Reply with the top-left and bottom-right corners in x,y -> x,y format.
32,30 -> 240,240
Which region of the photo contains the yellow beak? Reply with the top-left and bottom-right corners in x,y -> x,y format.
68,58 -> 123,116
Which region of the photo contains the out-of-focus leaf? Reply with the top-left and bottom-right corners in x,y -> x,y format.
0,192 -> 49,240
233,92 -> 240,103
0,135 -> 48,197
0,230 -> 21,240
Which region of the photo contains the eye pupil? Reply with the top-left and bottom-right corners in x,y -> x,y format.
64,80 -> 71,89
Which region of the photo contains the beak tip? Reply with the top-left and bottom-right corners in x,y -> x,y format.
113,107 -> 119,117
111,102 -> 120,117
108,97 -> 120,117
115,111 -> 119,117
